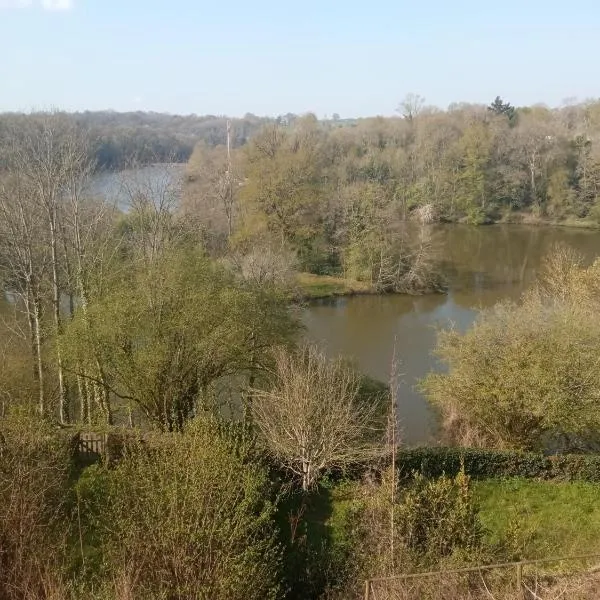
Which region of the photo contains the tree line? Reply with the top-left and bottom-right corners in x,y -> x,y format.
187,96 -> 600,231
0,110 -> 276,170
183,97 -> 600,292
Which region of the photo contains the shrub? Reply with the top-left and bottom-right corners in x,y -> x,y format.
396,469 -> 485,561
0,415 -> 72,599
77,419 -> 282,600
422,248 -> 600,451
396,447 -> 600,482
325,468 -> 487,599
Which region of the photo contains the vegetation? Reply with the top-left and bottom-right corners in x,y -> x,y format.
475,478 -> 600,559
4,105 -> 600,599
251,345 -> 382,491
0,111 -> 275,170
395,446 -> 600,482
185,97 -> 600,250
295,272 -> 374,298
77,419 -> 282,600
423,246 -> 600,451
62,249 -> 296,429
0,417 -> 72,600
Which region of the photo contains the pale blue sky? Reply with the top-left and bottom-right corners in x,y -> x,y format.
1,0 -> 599,117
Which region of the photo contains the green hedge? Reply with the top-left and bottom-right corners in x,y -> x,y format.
396,447 -> 600,482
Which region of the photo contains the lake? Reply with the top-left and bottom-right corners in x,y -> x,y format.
89,164 -> 185,210
303,225 -> 600,445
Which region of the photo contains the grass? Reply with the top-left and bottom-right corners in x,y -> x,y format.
295,272 -> 374,299
474,478 -> 600,558
276,477 -> 600,597
496,210 -> 600,229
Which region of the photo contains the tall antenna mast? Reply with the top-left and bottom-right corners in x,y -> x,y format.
226,120 -> 233,238
226,119 -> 232,166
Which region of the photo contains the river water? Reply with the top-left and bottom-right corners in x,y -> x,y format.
303,225 -> 600,445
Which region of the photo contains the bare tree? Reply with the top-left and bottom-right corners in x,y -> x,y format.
119,160 -> 184,266
0,172 -> 49,416
252,345 -> 381,491
183,141 -> 241,245
397,93 -> 426,121
4,113 -> 95,423
60,159 -> 120,426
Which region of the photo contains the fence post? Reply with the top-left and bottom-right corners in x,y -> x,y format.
364,579 -> 370,600
516,562 -> 523,596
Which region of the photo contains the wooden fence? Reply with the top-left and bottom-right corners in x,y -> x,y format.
364,553 -> 600,599
78,432 -> 107,457
74,431 -> 128,465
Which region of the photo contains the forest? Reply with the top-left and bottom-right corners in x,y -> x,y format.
2,105 -> 600,599
0,110 -> 275,169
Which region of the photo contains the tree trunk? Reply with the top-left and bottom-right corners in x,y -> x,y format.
48,208 -> 69,424
27,291 -> 45,417
302,456 -> 311,492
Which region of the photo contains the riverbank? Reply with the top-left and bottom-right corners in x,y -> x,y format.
490,212 -> 600,229
295,273 -> 376,299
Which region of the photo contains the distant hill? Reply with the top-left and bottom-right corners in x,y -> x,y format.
0,111 -> 278,170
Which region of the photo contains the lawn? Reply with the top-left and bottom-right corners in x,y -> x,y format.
295,272 -> 373,299
474,478 -> 600,558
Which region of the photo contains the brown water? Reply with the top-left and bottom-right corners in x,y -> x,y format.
303,225 -> 600,445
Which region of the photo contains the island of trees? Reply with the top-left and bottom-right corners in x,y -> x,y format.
2,103 -> 600,599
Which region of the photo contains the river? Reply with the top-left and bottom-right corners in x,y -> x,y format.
303,225 -> 600,445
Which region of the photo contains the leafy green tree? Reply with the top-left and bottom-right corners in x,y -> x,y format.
488,96 -> 517,124
237,117 -> 330,268
62,249 -> 297,429
422,247 -> 600,451
455,122 -> 491,222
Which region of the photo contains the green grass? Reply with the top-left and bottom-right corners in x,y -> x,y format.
475,478 -> 600,558
295,272 -> 374,299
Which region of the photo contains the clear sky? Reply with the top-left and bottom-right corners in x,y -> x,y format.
1,0 -> 599,117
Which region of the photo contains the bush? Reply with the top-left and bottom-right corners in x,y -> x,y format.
324,469 -> 487,599
396,469 -> 484,561
396,447 -> 600,482
0,415 -> 73,599
77,419 -> 282,600
421,248 -> 600,451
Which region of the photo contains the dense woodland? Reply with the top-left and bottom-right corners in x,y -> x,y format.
2,107 -> 600,599
0,110 -> 275,169
188,96 -> 600,231
183,97 -> 600,291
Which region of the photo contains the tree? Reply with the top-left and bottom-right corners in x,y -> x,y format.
2,113 -> 95,423
237,117 -> 329,267
183,141 -> 241,247
455,121 -> 492,222
252,345 -> 381,491
0,173 -> 49,416
62,249 -> 297,430
397,93 -> 426,121
488,96 -> 516,123
422,246 -> 600,451
118,161 -> 185,265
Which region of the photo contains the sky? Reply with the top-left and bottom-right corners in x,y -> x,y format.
1,0 -> 599,118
